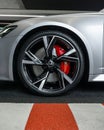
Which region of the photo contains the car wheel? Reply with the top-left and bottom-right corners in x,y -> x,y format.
17,31 -> 84,95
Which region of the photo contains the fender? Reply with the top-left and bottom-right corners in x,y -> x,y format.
9,21 -> 93,80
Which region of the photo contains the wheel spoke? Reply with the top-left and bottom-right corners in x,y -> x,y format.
64,48 -> 76,56
52,48 -> 57,57
22,60 -> 35,65
25,51 -> 43,65
46,36 -> 56,57
33,71 -> 49,90
68,56 -> 79,61
57,48 -> 76,59
57,69 -> 73,84
43,36 -> 48,49
43,36 -> 49,57
57,56 -> 79,63
57,71 -> 65,89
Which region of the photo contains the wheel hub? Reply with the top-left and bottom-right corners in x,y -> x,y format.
44,59 -> 55,72
47,60 -> 54,67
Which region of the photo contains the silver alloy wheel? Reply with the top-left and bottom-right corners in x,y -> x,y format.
20,33 -> 81,94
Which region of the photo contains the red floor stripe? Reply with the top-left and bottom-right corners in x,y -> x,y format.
25,104 -> 78,130
102,103 -> 104,106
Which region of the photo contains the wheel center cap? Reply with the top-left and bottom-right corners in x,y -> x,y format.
47,60 -> 54,67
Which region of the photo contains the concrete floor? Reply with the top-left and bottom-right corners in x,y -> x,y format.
0,103 -> 104,130
0,103 -> 32,130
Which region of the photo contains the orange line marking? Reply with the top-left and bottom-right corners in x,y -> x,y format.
25,104 -> 78,130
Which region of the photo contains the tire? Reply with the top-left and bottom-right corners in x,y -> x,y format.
17,30 -> 84,96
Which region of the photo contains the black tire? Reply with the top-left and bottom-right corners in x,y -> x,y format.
17,30 -> 84,96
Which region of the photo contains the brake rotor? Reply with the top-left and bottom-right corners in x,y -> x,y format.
33,45 -> 71,83
33,48 -> 58,82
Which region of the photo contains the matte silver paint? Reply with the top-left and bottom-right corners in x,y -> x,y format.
0,10 -> 104,82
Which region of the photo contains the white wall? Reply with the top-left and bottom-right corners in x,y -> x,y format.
0,0 -> 24,9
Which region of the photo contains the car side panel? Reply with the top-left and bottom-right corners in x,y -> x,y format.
0,14 -> 103,81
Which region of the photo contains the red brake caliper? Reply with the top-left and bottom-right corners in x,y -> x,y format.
54,45 -> 71,74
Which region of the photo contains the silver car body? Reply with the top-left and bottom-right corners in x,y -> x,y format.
0,9 -> 104,82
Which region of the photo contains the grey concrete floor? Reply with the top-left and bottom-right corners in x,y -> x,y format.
0,103 -> 104,130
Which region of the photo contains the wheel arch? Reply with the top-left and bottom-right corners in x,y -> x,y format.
13,25 -> 90,81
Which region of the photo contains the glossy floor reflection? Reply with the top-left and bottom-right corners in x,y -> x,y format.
0,82 -> 104,103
